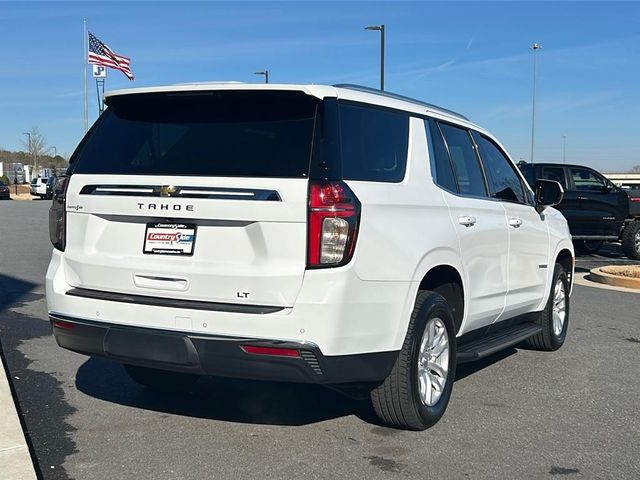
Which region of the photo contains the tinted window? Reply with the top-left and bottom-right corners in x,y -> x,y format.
72,91 -> 318,177
541,166 -> 567,188
570,167 -> 606,191
439,123 -> 487,197
475,134 -> 526,203
339,104 -> 408,182
426,119 -> 457,192
518,163 -> 536,187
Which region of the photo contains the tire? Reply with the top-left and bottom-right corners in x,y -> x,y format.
124,365 -> 200,392
526,263 -> 570,351
621,221 -> 640,260
574,240 -> 603,255
370,291 -> 456,430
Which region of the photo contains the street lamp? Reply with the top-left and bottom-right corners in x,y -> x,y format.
562,135 -> 567,164
365,24 -> 385,91
530,43 -> 541,164
254,70 -> 269,84
47,146 -> 57,158
22,132 -> 37,175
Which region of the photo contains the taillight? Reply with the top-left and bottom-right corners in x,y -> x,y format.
307,181 -> 360,268
49,176 -> 69,251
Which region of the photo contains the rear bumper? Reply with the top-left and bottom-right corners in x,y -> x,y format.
50,314 -> 398,384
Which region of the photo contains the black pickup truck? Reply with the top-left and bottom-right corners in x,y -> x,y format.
519,162 -> 640,259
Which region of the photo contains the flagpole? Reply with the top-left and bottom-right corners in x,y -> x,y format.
83,18 -> 88,133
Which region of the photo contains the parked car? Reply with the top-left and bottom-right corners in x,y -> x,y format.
30,177 -> 50,199
46,83 -> 574,430
45,176 -> 57,200
519,162 -> 640,260
0,180 -> 9,200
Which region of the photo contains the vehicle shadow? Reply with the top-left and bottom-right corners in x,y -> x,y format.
75,346 -> 520,428
0,273 -> 37,313
75,356 -> 379,426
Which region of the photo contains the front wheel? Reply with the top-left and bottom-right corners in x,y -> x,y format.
527,263 -> 570,351
124,365 -> 200,392
621,221 -> 640,260
370,291 -> 456,430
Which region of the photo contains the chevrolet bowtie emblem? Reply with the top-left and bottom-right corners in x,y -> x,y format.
160,185 -> 178,197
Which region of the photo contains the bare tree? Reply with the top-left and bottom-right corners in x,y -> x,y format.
20,126 -> 47,172
630,165 -> 640,173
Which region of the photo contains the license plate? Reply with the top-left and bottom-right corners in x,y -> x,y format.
143,222 -> 197,256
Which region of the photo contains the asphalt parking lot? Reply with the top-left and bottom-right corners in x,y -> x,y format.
1,200 -> 639,479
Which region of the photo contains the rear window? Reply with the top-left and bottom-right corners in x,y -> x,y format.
71,91 -> 319,178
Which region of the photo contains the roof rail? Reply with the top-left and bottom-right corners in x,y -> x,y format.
173,81 -> 247,86
333,84 -> 468,121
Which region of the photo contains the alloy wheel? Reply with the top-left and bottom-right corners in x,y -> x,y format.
417,317 -> 449,407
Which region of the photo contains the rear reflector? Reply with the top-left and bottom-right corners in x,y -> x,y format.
240,345 -> 301,358
52,320 -> 75,330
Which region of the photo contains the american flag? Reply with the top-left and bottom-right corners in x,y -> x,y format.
88,32 -> 134,80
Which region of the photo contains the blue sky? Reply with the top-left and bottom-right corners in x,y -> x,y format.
1,1 -> 639,171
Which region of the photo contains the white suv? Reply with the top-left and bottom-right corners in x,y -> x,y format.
31,177 -> 49,199
46,83 -> 574,430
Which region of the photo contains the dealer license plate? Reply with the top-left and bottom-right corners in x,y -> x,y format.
143,222 -> 197,256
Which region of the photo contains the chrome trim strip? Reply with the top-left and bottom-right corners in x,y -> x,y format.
80,185 -> 281,201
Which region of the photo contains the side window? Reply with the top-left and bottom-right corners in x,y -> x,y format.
518,163 -> 536,188
570,168 -> 606,191
540,167 -> 567,188
475,133 -> 526,203
438,122 -> 487,197
426,118 -> 457,192
339,103 -> 409,183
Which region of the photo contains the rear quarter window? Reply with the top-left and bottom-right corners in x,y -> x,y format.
338,103 -> 409,183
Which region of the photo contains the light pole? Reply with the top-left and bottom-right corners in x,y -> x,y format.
562,135 -> 567,164
530,43 -> 541,164
254,70 -> 269,84
23,132 -> 37,176
365,24 -> 385,91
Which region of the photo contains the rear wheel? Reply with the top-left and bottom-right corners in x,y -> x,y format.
527,263 -> 569,351
124,365 -> 200,392
370,291 -> 456,430
621,221 -> 640,260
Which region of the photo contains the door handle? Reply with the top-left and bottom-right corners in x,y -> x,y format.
509,217 -> 523,228
458,216 -> 477,227
577,196 -> 589,201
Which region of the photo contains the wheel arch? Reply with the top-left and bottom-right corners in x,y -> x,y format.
417,264 -> 465,335
555,247 -> 574,294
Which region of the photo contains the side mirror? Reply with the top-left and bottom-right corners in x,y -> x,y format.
535,179 -> 564,212
601,184 -> 613,193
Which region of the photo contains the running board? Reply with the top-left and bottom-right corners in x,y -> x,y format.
457,322 -> 542,363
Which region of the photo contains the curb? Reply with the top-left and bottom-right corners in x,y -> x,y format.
589,267 -> 640,290
0,348 -> 38,480
573,272 -> 640,294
